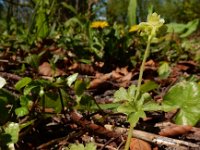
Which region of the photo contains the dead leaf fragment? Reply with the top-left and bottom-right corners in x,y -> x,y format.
130,138 -> 151,150
38,62 -> 65,76
89,73 -> 112,88
159,125 -> 192,137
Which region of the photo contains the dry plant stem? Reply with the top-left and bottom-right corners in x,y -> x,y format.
124,36 -> 152,150
105,125 -> 199,149
70,110 -> 120,138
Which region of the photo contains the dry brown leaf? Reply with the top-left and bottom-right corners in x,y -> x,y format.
111,70 -> 123,79
120,72 -> 132,82
145,59 -> 156,67
130,138 -> 152,150
176,64 -> 189,71
116,67 -> 129,75
69,63 -> 95,75
38,62 -> 65,76
159,125 -> 192,137
89,73 -> 112,88
118,72 -> 133,87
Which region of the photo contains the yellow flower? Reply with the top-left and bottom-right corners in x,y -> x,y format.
90,21 -> 109,29
129,25 -> 139,32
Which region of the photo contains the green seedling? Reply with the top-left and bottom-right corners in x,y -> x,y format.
114,12 -> 166,150
64,142 -> 96,150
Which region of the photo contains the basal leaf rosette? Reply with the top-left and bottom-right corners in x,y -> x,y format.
114,85 -> 161,121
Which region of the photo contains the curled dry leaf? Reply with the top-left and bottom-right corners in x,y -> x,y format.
130,138 -> 152,150
69,62 -> 95,75
118,72 -> 132,87
38,62 -> 65,76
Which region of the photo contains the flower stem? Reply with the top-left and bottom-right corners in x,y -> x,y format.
124,36 -> 152,150
124,121 -> 137,150
134,36 -> 152,101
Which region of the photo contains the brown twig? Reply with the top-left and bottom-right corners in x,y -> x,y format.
36,130 -> 85,149
105,125 -> 199,149
70,110 -> 121,138
0,72 -> 21,81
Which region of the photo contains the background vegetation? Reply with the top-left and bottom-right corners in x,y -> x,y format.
1,0 -> 200,149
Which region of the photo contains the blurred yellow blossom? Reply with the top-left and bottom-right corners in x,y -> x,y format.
90,21 -> 109,29
129,25 -> 139,32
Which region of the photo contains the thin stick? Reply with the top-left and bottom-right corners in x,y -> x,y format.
105,125 -> 199,149
36,131 -> 85,149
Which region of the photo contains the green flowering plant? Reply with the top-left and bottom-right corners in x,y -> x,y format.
114,13 -> 166,150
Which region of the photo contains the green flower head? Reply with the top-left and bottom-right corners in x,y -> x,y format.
139,12 -> 165,37
129,12 -> 165,39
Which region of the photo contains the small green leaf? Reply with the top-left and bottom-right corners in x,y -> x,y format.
114,87 -> 129,102
66,143 -> 85,150
143,101 -> 173,111
140,80 -> 159,93
163,81 -> 200,125
85,142 -> 97,150
65,142 -> 96,150
36,12 -> 49,38
136,93 -> 151,108
23,85 -> 39,96
67,73 -> 78,87
15,77 -> 32,91
128,110 -> 146,124
15,107 -> 29,117
180,19 -> 199,38
127,85 -> 137,99
4,122 -> 20,143
19,95 -> 29,106
25,54 -> 40,69
74,79 -> 88,96
20,120 -> 35,130
158,62 -> 171,79
0,76 -> 6,88
117,102 -> 137,114
44,92 -> 62,113
79,94 -> 95,110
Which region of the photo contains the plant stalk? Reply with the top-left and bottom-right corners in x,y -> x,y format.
124,36 -> 152,150
124,122 -> 137,150
134,36 -> 152,101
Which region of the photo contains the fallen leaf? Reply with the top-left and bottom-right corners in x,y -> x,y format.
38,62 -> 65,76
159,125 -> 192,137
69,63 -> 95,75
118,72 -> 132,87
116,67 -> 129,75
130,138 -> 151,150
89,73 -> 112,88
145,59 -> 156,67
112,70 -> 123,79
